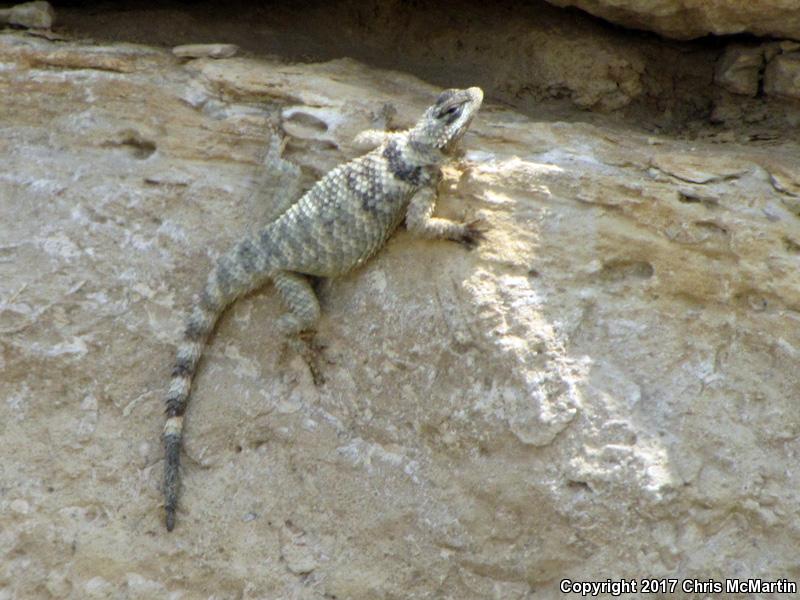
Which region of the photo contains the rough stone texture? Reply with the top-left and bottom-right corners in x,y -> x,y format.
3,30 -> 800,599
714,45 -> 765,97
764,51 -> 800,100
56,0 -> 800,132
53,0 -> 715,120
714,41 -> 800,99
0,1 -> 54,29
546,0 -> 800,41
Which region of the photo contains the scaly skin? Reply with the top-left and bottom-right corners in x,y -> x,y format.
163,87 -> 484,531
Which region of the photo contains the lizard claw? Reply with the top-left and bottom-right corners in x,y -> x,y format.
458,219 -> 487,250
298,332 -> 327,386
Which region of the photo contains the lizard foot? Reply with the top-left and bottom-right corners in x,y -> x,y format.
457,219 -> 487,250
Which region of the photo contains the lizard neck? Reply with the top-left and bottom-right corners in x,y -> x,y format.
381,135 -> 433,188
403,134 -> 446,168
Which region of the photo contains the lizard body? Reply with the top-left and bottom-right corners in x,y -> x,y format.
163,87 -> 484,530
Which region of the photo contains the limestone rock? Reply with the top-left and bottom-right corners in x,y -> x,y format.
0,1 -> 54,29
2,30 -> 800,599
714,45 -> 765,97
714,42 -> 800,99
764,52 -> 800,100
546,0 -> 800,41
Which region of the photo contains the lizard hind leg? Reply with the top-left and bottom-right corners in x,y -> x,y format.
272,270 -> 325,384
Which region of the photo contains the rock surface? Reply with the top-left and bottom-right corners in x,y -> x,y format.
714,42 -> 800,99
0,0 -> 54,29
714,45 -> 766,97
764,51 -> 800,100
52,0 -> 716,120
2,30 -> 800,599
547,0 -> 800,41
53,0 -> 800,132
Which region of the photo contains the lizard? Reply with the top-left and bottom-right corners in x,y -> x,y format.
163,86 -> 485,531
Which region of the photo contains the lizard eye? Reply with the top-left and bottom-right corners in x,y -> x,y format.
438,104 -> 464,122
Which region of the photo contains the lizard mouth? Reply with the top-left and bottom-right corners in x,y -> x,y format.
442,119 -> 473,152
466,86 -> 484,107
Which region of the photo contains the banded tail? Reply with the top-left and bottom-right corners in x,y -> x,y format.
163,239 -> 272,530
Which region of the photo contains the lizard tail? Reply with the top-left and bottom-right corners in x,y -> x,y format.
163,286 -> 220,531
162,250 -> 253,531
163,227 -> 279,530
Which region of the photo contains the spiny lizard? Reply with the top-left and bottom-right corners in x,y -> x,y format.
163,87 -> 484,531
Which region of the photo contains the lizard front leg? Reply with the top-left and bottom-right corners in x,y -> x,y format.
405,186 -> 485,249
272,270 -> 325,384
257,130 -> 304,223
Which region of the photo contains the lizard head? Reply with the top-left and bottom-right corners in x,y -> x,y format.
411,87 -> 483,154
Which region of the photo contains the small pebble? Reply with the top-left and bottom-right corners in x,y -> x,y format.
172,44 -> 239,59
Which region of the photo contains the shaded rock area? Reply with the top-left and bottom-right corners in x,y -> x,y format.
50,0 -> 726,125
2,2 -> 800,599
547,0 -> 800,41
714,41 -> 800,100
765,51 -> 800,100
51,0 -> 800,137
